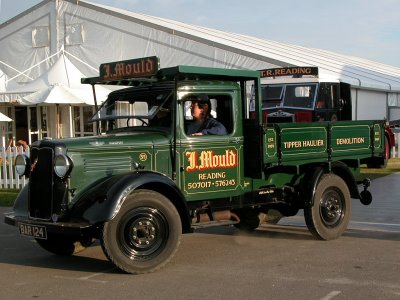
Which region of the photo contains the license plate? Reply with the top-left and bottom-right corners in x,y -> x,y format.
18,223 -> 47,239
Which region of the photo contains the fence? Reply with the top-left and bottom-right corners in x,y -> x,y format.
0,146 -> 29,189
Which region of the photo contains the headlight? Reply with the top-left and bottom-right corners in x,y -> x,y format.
54,154 -> 73,178
15,154 -> 30,176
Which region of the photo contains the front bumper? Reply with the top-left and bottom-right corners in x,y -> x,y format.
4,212 -> 93,237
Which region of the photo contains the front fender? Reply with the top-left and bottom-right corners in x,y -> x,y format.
69,171 -> 191,232
11,184 -> 29,218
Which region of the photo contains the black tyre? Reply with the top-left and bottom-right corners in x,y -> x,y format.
233,208 -> 260,231
35,234 -> 86,256
304,174 -> 351,240
101,190 -> 181,274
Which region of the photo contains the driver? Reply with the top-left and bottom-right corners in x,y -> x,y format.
186,95 -> 227,136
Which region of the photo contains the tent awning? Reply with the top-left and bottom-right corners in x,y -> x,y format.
3,53 -> 110,105
0,112 -> 12,122
20,83 -> 108,105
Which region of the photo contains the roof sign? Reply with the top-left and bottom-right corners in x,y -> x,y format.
100,56 -> 160,80
260,67 -> 318,78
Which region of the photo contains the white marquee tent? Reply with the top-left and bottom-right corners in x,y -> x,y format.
10,53 -> 109,106
0,111 -> 12,122
1,0 -> 400,145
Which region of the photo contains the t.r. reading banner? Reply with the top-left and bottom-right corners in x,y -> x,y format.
260,67 -> 318,78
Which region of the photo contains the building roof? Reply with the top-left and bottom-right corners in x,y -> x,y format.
87,1 -> 400,92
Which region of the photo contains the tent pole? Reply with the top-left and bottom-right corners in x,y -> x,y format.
91,84 -> 100,134
69,105 -> 73,138
56,104 -> 60,138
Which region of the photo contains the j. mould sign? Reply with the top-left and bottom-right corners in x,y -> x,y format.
100,56 -> 160,80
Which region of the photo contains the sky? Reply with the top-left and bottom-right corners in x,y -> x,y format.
1,0 -> 400,67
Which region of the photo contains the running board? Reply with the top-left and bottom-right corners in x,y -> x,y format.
192,220 -> 239,229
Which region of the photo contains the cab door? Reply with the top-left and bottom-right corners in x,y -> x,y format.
176,90 -> 245,202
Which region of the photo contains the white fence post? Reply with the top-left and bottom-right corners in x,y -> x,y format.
397,133 -> 400,158
0,146 -> 29,189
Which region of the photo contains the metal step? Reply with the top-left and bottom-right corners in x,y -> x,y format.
192,219 -> 239,229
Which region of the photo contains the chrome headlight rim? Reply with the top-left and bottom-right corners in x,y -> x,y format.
54,154 -> 72,178
15,154 -> 30,176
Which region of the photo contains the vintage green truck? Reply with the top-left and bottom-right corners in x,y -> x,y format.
5,57 -> 387,274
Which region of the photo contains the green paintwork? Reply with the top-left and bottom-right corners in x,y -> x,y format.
62,132 -> 171,203
70,60 -> 386,206
263,121 -> 384,166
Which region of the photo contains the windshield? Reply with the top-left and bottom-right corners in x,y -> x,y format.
261,85 -> 283,109
261,83 -> 317,110
90,87 -> 174,131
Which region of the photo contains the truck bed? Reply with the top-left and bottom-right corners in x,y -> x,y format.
263,120 -> 385,166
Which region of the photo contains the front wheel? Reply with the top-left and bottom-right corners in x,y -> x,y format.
304,174 -> 351,240
101,190 -> 182,274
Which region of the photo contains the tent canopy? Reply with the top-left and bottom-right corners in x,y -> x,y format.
11,54 -> 84,93
6,53 -> 109,105
21,83 -> 109,105
0,111 -> 12,122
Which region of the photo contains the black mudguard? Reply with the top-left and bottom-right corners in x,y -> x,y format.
300,165 -> 325,207
69,171 -> 191,232
11,184 -> 30,218
301,161 -> 361,207
330,161 -> 361,200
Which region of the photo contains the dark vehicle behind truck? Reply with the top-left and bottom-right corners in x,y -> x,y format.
259,66 -> 352,122
5,57 -> 387,274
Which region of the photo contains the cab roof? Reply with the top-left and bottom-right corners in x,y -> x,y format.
82,65 -> 260,86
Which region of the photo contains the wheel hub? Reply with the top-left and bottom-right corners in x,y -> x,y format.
320,191 -> 344,227
131,220 -> 157,247
325,198 -> 340,218
118,207 -> 168,260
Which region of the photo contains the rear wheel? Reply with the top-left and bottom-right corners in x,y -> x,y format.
101,190 -> 181,274
304,174 -> 351,240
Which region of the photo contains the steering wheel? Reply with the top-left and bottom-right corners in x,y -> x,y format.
127,117 -> 148,126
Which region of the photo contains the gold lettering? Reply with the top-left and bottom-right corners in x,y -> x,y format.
186,151 -> 198,172
302,140 -> 324,147
284,140 -> 324,148
336,137 -> 365,145
260,67 -> 316,78
198,172 -> 227,180
186,150 -> 238,172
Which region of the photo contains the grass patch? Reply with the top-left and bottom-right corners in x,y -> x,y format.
0,189 -> 19,207
360,163 -> 400,181
360,168 -> 400,181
